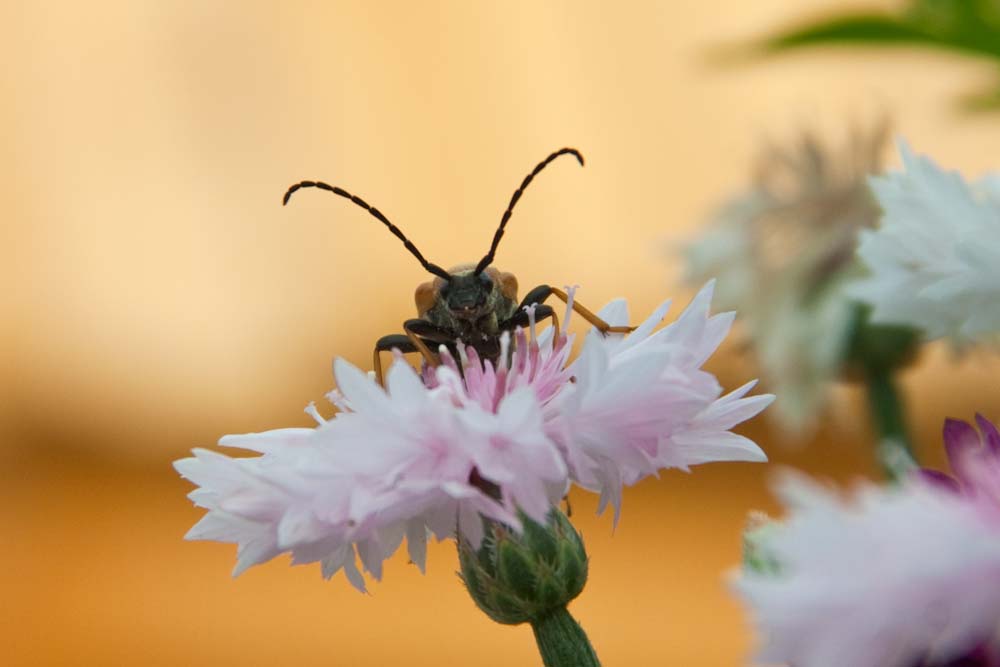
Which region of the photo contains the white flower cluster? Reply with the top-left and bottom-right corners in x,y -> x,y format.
850,141 -> 1000,345
685,126 -> 888,430
730,138 -> 1000,667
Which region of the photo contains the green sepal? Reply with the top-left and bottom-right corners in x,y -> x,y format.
523,514 -> 560,562
556,540 -> 587,599
497,540 -> 537,599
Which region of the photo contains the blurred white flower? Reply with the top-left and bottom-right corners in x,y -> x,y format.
849,141 -> 1000,345
734,417 -> 1000,667
684,123 -> 889,430
175,284 -> 772,590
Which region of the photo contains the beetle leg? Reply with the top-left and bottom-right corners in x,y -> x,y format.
373,334 -> 417,386
499,304 -> 559,341
403,319 -> 457,344
519,284 -> 635,335
402,319 -> 457,370
548,308 -> 561,342
517,285 -> 553,311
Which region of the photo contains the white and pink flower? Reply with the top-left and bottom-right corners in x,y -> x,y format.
734,416 -> 1000,667
175,283 -> 772,590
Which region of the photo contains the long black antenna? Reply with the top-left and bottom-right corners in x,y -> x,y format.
283,180 -> 451,281
474,148 -> 585,275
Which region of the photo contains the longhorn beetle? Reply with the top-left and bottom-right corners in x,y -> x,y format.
283,148 -> 634,385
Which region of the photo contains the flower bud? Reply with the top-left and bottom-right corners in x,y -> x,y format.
459,508 -> 588,625
742,511 -> 782,576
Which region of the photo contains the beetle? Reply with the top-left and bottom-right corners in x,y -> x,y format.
283,148 -> 634,384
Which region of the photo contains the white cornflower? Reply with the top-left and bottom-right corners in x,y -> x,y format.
175,284 -> 772,590
684,124 -> 889,430
849,140 -> 1000,345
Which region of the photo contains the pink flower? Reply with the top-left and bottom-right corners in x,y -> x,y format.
175,283 -> 771,589
734,418 -> 1000,667
439,283 -> 773,521
552,283 -> 771,521
921,416 -> 1000,520
175,360 -> 565,592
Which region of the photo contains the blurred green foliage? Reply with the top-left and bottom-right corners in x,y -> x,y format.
760,0 -> 1000,109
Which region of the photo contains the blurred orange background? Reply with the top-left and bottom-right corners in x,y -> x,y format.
4,1 -> 1000,665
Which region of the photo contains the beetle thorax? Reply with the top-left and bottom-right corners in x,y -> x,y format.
415,264 -> 519,343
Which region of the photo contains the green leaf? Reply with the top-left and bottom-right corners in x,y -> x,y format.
959,83 -> 1000,110
742,2 -> 1000,109
759,6 -> 1000,60
763,14 -> 934,52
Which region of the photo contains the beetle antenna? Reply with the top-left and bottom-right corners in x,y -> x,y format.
283,181 -> 451,281
474,147 -> 584,275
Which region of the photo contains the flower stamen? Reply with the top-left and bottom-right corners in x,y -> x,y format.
439,345 -> 462,376
325,388 -> 351,413
524,303 -> 539,343
304,401 -> 326,425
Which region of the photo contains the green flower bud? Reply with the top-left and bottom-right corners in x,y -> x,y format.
742,511 -> 783,576
458,508 -> 588,625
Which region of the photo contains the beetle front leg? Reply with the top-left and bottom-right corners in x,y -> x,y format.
402,319 -> 458,370
499,304 -> 559,340
518,284 -> 635,335
373,334 -> 417,386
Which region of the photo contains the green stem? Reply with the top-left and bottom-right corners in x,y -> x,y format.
530,606 -> 600,667
864,367 -> 915,481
